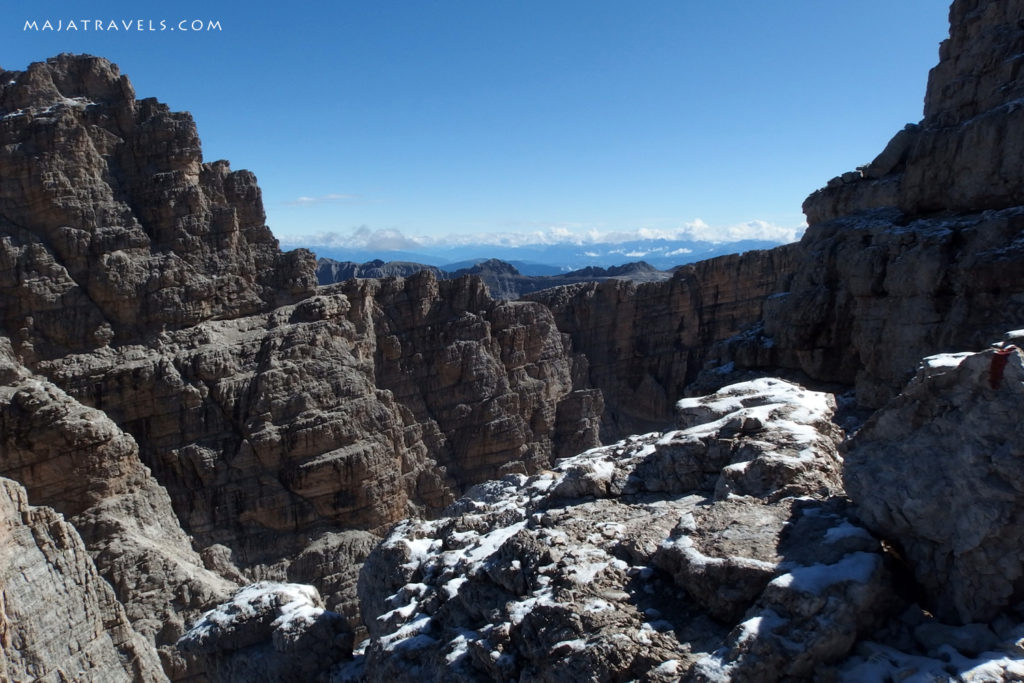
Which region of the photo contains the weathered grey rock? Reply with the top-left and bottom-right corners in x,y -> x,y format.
354,378 -> 888,682
0,339 -> 236,677
178,582 -> 353,682
0,55 -> 317,358
690,550 -> 894,682
0,54 -> 604,682
286,530 -> 382,640
803,0 -> 1024,223
845,344 -> 1024,624
527,246 -> 800,439
0,477 -> 168,682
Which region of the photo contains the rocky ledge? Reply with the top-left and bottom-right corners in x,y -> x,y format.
183,337 -> 1024,681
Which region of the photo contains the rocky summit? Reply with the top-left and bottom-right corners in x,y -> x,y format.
2,0 -> 1024,681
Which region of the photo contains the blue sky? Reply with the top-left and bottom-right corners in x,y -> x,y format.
4,1 -> 950,248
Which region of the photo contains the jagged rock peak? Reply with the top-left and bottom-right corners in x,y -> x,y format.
0,53 -> 135,111
803,0 -> 1024,224
0,53 -> 317,358
924,0 -> 1024,126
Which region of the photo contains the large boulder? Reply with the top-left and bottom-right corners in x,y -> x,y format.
845,333 -> 1024,623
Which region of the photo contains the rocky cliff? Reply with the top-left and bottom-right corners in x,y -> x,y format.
3,0 -> 1024,679
735,0 -> 1024,406
531,0 -> 1024,415
0,476 -> 168,681
0,54 -> 601,680
528,245 -> 801,438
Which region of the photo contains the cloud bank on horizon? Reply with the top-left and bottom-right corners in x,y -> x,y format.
279,218 -> 804,251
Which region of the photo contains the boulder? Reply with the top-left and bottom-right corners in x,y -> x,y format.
845,340 -> 1024,623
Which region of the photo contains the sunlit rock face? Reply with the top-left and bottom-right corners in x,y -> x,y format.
0,476 -> 168,682
6,0 -> 1024,680
533,0 -> 1024,413
527,245 -> 801,439
702,0 -> 1024,408
0,54 -> 600,551
349,379 -> 894,682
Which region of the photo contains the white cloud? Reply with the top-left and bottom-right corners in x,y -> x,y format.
279,219 -> 805,249
675,218 -> 804,243
285,226 -> 422,251
285,193 -> 361,206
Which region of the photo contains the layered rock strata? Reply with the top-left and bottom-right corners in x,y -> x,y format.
0,338 -> 236,675
734,0 -> 1024,405
0,53 -> 602,679
528,246 -> 800,437
534,0 -> 1024,413
0,55 -> 317,361
0,476 -> 168,682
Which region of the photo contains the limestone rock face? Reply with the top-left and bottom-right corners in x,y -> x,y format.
353,379 -> 890,682
735,206 -> 1024,406
527,246 -> 800,438
0,54 -> 317,360
0,339 -> 236,676
20,270 -> 595,572
0,56 -> 602,675
845,339 -> 1024,624
697,0 -> 1024,407
0,476 -> 167,682
803,0 -> 1024,223
341,272 -> 595,487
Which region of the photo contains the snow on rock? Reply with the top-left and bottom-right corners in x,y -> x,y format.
837,639 -> 1024,683
178,581 -> 353,682
692,547 -> 893,682
551,377 -> 845,502
354,377 -> 894,682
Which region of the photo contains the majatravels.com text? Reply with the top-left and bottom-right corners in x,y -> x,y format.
24,19 -> 222,32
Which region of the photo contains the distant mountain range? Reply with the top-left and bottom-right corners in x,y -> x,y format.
316,257 -> 674,299
304,237 -> 786,275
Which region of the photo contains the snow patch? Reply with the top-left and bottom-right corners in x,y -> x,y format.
922,352 -> 973,369
770,552 -> 879,595
180,581 -> 326,645
823,521 -> 874,544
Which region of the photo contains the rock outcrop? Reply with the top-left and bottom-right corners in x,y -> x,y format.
804,0 -> 1024,222
178,582 -> 353,682
528,0 -> 1024,413
0,54 -> 602,679
0,338 -> 237,675
0,476 -> 168,682
722,0 -> 1024,406
6,0 -> 1024,679
845,333 -> 1024,624
0,55 -> 317,360
349,379 -> 893,682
